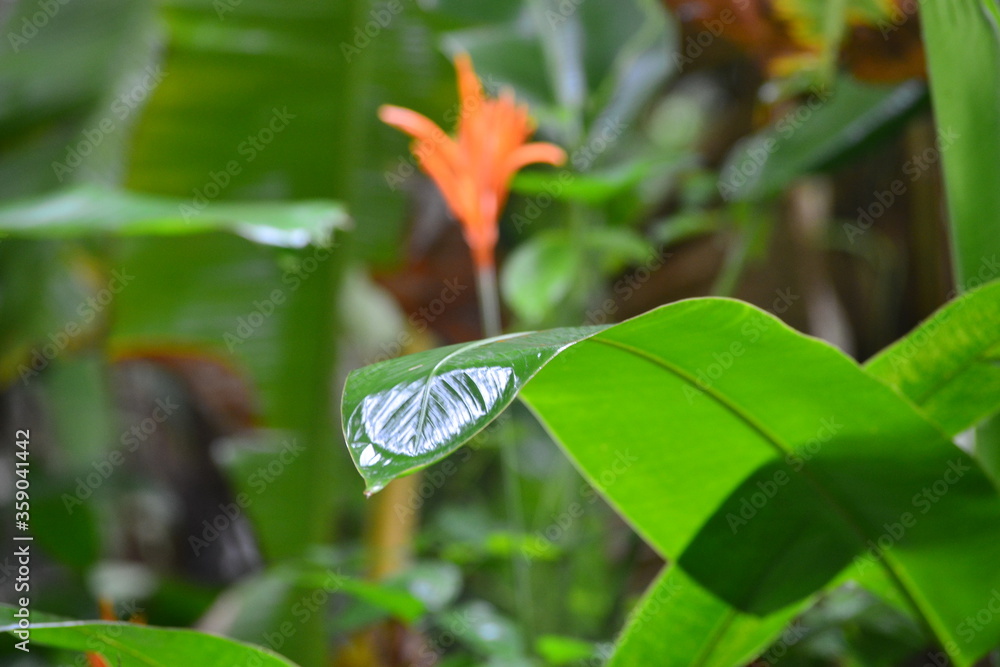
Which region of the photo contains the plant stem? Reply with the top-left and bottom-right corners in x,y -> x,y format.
476,264 -> 502,339
474,263 -> 534,635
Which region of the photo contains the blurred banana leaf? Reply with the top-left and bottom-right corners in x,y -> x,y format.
0,0 -> 154,195
921,0 -> 1000,484
0,185 -> 347,243
719,76 -> 926,202
0,604 -> 300,667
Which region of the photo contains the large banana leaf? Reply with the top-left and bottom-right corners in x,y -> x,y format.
921,0 -> 1000,287
0,185 -> 346,243
116,4 -> 376,662
342,297 -> 1000,665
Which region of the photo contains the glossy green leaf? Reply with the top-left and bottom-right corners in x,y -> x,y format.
719,77 -> 926,202
607,567 -> 805,667
342,297 -> 1000,664
0,185 -> 348,247
865,279 -> 1000,437
521,300 -> 1000,663
0,604 -> 299,666
672,276 -> 1000,662
342,327 -> 603,494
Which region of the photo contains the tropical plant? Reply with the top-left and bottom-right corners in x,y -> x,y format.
2,0 -> 999,664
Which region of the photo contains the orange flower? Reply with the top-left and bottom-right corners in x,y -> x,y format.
379,53 -> 566,269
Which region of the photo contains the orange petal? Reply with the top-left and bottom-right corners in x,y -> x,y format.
379,104 -> 465,198
454,52 -> 483,111
379,106 -> 452,151
418,143 -> 470,223
501,142 -> 567,179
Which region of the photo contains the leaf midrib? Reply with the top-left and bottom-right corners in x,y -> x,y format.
885,339 -> 1000,409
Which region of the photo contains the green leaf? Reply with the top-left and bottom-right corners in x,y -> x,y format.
441,601 -> 526,660
607,567 -> 805,667
719,77 -> 926,202
921,0 -> 1000,288
0,185 -> 348,246
500,228 -> 651,326
0,604 -> 299,667
921,0 -> 1000,485
534,634 -> 596,665
342,326 -> 603,494
342,298 -> 1000,664
0,0 -> 150,197
329,579 -> 426,625
511,162 -> 651,205
501,232 -> 583,326
865,279 -> 1000,437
